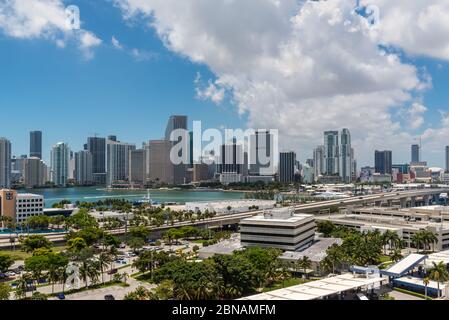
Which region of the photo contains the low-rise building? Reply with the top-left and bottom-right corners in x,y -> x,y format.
317,205 -> 449,251
240,208 -> 316,251
279,237 -> 342,275
185,200 -> 275,215
1,190 -> 44,224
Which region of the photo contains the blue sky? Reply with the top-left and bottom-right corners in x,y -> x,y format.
0,0 -> 448,167
0,0 -> 245,163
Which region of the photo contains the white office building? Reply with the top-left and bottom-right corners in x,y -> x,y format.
240,208 -> 316,251
15,193 -> 45,224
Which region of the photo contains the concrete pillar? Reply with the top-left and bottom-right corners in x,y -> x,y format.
400,198 -> 407,208
411,196 -> 416,207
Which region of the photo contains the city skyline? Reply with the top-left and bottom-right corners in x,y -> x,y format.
0,1 -> 448,167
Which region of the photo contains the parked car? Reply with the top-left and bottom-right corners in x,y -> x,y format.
107,269 -> 118,275
104,295 -> 115,301
5,271 -> 16,277
119,243 -> 126,249
57,293 -> 66,300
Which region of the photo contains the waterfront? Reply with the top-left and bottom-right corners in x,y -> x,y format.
20,187 -> 246,208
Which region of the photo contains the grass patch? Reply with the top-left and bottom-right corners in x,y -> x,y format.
393,288 -> 432,300
0,245 -> 67,261
262,278 -> 309,292
47,280 -> 129,297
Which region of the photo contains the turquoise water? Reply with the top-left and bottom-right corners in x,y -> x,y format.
19,187 -> 246,208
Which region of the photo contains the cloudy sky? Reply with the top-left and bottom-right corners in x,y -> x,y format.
1,0 -> 448,167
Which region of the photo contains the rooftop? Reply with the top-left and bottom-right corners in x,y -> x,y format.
280,238 -> 343,263
239,273 -> 386,301
198,234 -> 243,256
242,208 -> 314,224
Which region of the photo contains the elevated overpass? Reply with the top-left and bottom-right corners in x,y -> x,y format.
293,188 -> 449,213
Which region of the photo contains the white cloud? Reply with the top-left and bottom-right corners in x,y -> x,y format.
362,0 -> 449,61
0,0 -> 101,58
130,48 -> 157,61
195,73 -> 226,104
111,35 -> 123,49
404,102 -> 428,130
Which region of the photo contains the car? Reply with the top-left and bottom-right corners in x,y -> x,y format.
57,293 -> 66,300
119,244 -> 126,249
5,271 -> 16,277
107,269 -> 118,275
104,295 -> 115,301
17,265 -> 24,271
0,273 -> 6,279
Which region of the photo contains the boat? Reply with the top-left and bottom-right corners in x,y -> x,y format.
133,189 -> 154,206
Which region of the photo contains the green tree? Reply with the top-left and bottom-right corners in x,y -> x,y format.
297,256 -> 312,275
67,209 -> 98,229
0,283 -> 11,300
67,237 -> 88,253
429,261 -> 449,298
0,254 -> 14,273
20,235 -> 53,253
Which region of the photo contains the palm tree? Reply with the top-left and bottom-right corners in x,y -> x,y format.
429,261 -> 449,298
87,261 -> 101,286
297,256 -> 312,276
423,277 -> 430,299
411,233 -> 423,253
425,231 -> 438,252
390,249 -> 403,262
97,252 -> 112,284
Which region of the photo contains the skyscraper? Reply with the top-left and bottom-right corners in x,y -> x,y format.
249,130 -> 274,176
24,157 -> 47,188
339,128 -> 353,183
324,131 -> 339,175
411,144 -> 420,163
375,150 -> 393,175
217,141 -> 244,184
148,140 -> 174,184
106,138 -> 136,187
30,131 -> 42,159
446,146 -> 449,173
51,142 -> 70,187
0,138 -> 11,188
165,115 -> 188,185
87,137 -> 106,185
165,115 -> 188,141
75,150 -> 93,186
279,152 -> 296,183
129,149 -> 146,187
313,145 -> 325,180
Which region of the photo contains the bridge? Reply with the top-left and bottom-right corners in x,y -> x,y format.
1,188 -> 448,248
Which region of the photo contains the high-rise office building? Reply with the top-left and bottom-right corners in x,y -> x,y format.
23,157 -> 47,188
165,115 -> 188,141
339,128 -> 353,183
87,137 -> 106,185
30,131 -> 42,159
75,150 -> 93,186
0,138 -> 12,189
324,131 -> 339,175
279,152 -> 296,183
129,149 -> 146,187
51,142 -> 70,187
375,150 -> 393,175
411,144 -> 420,163
165,115 -> 188,185
148,140 -> 174,185
313,145 -> 325,180
106,138 -> 136,187
446,146 -> 449,173
216,140 -> 244,184
249,130 -> 274,176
